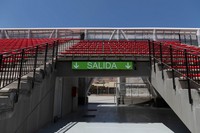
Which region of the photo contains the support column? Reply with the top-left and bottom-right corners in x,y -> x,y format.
59,77 -> 78,117
53,77 -> 63,119
78,78 -> 88,105
78,77 -> 93,105
117,77 -> 126,105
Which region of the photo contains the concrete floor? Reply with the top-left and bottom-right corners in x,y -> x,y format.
55,122 -> 174,133
37,103 -> 190,133
88,95 -> 115,103
88,95 -> 152,105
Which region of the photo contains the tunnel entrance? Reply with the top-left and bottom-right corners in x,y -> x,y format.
87,77 -> 152,106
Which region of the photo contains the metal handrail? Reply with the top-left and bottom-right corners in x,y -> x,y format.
0,39 -> 68,99
149,41 -> 200,104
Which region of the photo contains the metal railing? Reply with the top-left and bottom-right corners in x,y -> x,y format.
1,38 -> 199,105
0,40 -> 68,101
149,41 -> 200,104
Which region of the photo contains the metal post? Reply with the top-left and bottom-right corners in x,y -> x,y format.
184,34 -> 187,44
0,54 -> 3,88
196,35 -> 199,46
32,46 -> 38,88
16,49 -> 25,103
178,33 -> 181,43
97,86 -> 99,95
184,49 -> 193,104
160,43 -> 164,79
152,41 -> 156,72
148,40 -> 152,83
170,45 -> 176,90
44,43 -> 48,73
55,40 -> 59,69
190,35 -> 193,45
52,41 -> 55,64
6,56 -> 11,85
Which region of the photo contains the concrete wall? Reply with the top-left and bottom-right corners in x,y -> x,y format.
53,76 -> 79,119
61,77 -> 78,116
151,63 -> 200,133
0,71 -> 56,133
0,61 -> 82,133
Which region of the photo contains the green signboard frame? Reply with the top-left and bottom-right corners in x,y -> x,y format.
72,61 -> 133,70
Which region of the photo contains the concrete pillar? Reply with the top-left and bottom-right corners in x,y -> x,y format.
117,77 -> 126,105
53,77 -> 63,119
78,77 -> 93,105
78,78 -> 88,105
60,77 -> 78,117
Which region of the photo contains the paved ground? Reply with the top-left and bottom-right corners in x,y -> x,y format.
88,95 -> 115,103
55,122 -> 174,133
88,95 -> 152,105
37,103 -> 190,133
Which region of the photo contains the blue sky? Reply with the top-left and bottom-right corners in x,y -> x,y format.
0,0 -> 199,28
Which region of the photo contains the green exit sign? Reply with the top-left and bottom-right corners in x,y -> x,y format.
72,61 -> 133,70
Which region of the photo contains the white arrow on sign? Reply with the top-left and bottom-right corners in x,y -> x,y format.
73,62 -> 79,69
125,63 -> 131,69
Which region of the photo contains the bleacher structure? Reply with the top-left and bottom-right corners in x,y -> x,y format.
61,40 -> 149,55
0,28 -> 199,101
0,28 -> 200,133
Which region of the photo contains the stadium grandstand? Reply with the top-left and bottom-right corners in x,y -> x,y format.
0,28 -> 200,133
